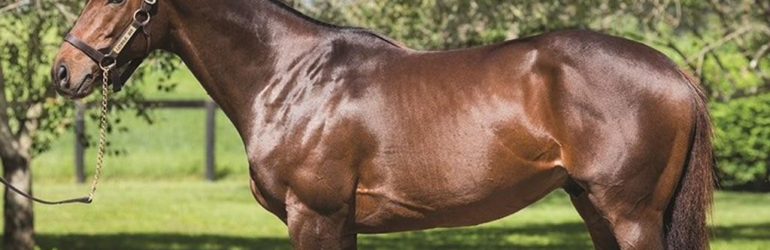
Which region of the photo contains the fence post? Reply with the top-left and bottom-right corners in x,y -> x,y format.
74,101 -> 86,184
205,100 -> 216,181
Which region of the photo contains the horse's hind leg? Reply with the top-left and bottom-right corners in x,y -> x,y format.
578,183 -> 668,250
563,122 -> 691,249
566,132 -> 690,250
583,182 -> 672,250
569,191 -> 620,250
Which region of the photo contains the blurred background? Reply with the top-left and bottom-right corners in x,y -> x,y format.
0,0 -> 768,249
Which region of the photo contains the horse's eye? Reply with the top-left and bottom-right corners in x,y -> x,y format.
107,0 -> 125,4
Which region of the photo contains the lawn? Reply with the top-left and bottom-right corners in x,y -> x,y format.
22,181 -> 770,250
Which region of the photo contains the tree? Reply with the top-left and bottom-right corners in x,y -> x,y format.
0,1 -> 75,248
0,1 -> 177,249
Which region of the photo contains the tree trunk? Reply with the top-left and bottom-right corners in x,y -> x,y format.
2,153 -> 34,250
0,54 -> 37,250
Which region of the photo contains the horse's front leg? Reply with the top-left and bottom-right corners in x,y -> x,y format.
285,188 -> 357,250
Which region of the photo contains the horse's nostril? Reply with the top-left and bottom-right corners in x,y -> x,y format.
57,64 -> 69,87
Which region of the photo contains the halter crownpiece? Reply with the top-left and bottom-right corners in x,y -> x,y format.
64,0 -> 157,92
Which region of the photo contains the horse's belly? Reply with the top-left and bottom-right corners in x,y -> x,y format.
353,162 -> 568,234
350,90 -> 567,233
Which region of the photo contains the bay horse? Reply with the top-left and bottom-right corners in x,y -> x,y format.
51,0 -> 714,249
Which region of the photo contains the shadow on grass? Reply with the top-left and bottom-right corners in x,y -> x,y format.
711,223 -> 770,242
37,234 -> 291,250
361,222 -> 592,250
36,222 -> 770,250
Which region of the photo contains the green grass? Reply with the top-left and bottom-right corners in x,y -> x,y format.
22,181 -> 770,250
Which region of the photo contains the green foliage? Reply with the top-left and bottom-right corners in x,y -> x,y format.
712,94 -> 770,189
0,1 -> 76,154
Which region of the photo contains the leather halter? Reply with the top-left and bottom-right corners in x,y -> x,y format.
64,0 -> 157,92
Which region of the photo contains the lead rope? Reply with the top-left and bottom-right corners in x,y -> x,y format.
0,66 -> 111,205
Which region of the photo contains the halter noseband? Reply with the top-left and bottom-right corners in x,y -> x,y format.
64,0 -> 157,92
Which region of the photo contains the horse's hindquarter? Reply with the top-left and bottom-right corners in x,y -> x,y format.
353,43 -> 569,233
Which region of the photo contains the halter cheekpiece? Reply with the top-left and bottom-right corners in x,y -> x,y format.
64,0 -> 157,92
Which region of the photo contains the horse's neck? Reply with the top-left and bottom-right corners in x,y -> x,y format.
163,0 -> 333,137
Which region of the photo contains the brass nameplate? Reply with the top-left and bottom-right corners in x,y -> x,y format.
112,26 -> 138,55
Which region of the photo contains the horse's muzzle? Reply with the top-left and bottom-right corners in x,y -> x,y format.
52,59 -> 98,100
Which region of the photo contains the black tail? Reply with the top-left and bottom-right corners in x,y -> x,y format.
665,70 -> 715,250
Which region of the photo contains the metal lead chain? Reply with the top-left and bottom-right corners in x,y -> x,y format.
87,65 -> 112,202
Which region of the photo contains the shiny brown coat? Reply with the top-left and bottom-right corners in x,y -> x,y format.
52,0 -> 714,249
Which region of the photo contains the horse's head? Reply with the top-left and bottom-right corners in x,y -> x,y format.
52,0 -> 166,99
